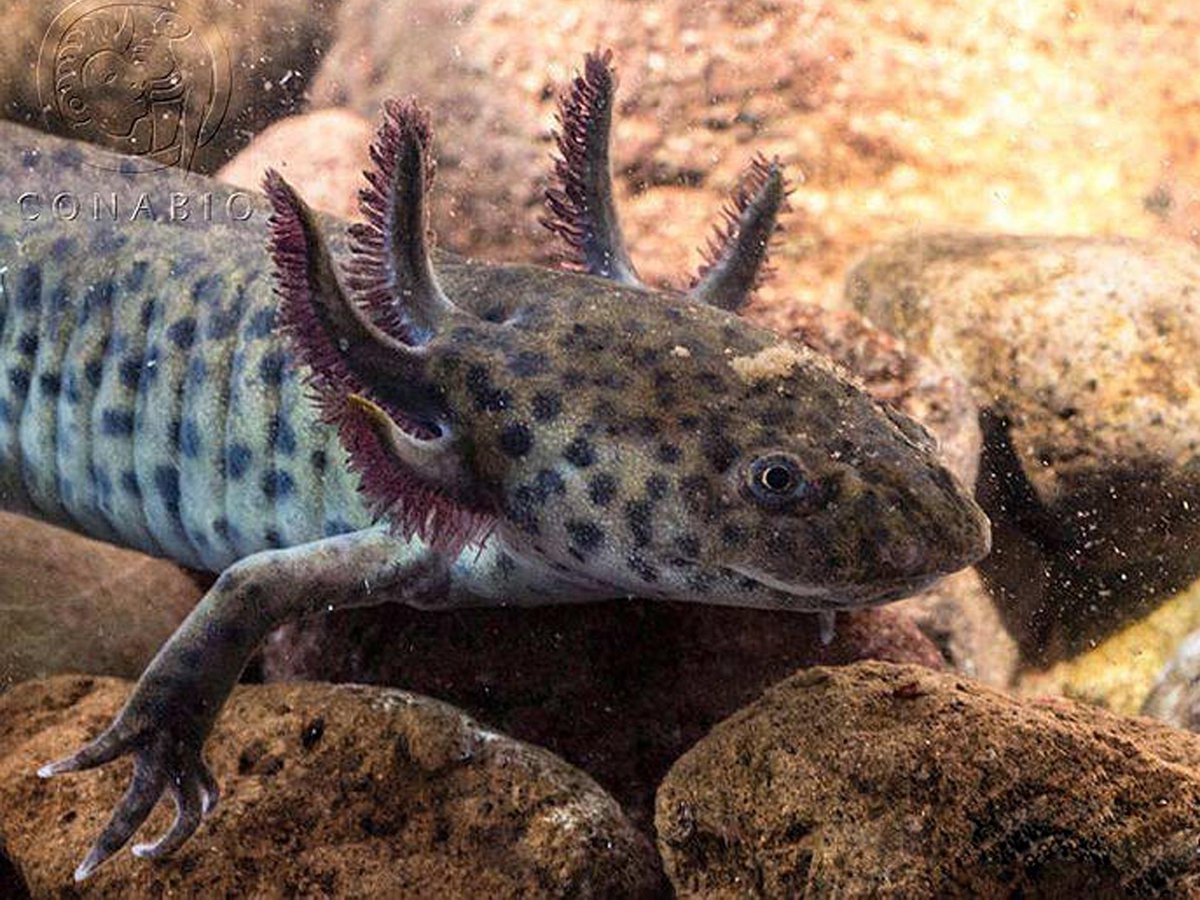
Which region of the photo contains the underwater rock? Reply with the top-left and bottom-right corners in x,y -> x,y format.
0,513 -> 202,690
656,661 -> 1200,898
895,568 -> 1017,687
0,0 -> 340,173
0,676 -> 665,898
1142,627 -> 1200,731
217,109 -> 375,220
847,233 -> 1200,658
1018,575 -> 1200,717
263,602 -> 943,830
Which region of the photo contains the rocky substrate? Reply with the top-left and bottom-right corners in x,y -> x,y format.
0,677 -> 665,898
657,661 -> 1200,898
848,234 -> 1200,659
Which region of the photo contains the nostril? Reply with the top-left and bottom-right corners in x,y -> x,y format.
878,535 -> 925,575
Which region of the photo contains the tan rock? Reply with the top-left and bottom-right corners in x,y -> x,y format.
0,513 -> 201,690
848,233 -> 1200,657
264,602 -> 943,831
656,661 -> 1200,898
216,109 -> 375,220
0,676 -> 665,898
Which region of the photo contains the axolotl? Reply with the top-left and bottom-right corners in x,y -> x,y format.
0,53 -> 990,879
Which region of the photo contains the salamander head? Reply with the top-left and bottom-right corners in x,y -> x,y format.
265,55 -> 990,611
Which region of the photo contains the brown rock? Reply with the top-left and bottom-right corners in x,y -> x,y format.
0,513 -> 201,690
0,0 -> 340,174
848,233 -> 1200,658
216,109 -> 375,220
264,602 -> 943,830
0,676 -> 665,898
656,661 -> 1200,898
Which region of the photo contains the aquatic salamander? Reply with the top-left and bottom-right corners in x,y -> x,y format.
0,52 -> 990,879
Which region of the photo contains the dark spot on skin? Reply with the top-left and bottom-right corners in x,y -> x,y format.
92,467 -> 112,500
499,422 -> 533,458
496,552 -> 516,577
507,350 -> 549,377
533,468 -> 565,500
687,570 -> 715,593
675,533 -> 701,558
564,437 -> 595,468
588,473 -> 618,507
634,416 -> 661,437
562,368 -> 586,389
226,444 -> 252,479
119,356 -> 143,390
154,465 -> 180,507
121,470 -> 140,496
54,144 -> 84,168
310,449 -> 328,472
0,398 -> 10,424
506,486 -> 541,535
140,299 -> 158,329
16,331 -> 38,357
261,469 -> 295,499
645,474 -> 669,500
592,370 -> 628,390
323,519 -> 355,537
722,523 -> 748,548
118,158 -> 139,176
632,347 -> 660,367
7,368 -> 29,397
702,432 -> 740,473
698,372 -> 727,394
85,360 -> 104,389
259,352 -> 287,385
167,318 -> 197,350
206,286 -> 245,339
567,519 -> 604,551
626,499 -> 653,547
21,148 -> 39,169
678,414 -> 700,430
482,305 -> 506,323
168,417 -> 182,453
627,552 -> 659,583
192,274 -> 225,306
180,418 -> 202,458
765,528 -> 796,557
268,415 -> 297,456
657,443 -> 682,464
263,529 -> 284,548
247,307 -> 276,339
124,261 -> 148,292
465,364 -> 511,412
531,391 -> 561,422
17,265 -> 41,310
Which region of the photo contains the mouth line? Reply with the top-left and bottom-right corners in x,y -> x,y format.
724,563 -> 945,605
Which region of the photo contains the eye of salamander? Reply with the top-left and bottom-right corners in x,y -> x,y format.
747,453 -> 819,509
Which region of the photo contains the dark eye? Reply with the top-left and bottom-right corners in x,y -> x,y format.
747,454 -> 814,508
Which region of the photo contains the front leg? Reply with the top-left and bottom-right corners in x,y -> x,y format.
38,526 -> 448,881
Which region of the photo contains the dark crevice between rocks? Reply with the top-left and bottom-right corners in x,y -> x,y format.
0,840 -> 30,900
975,409 -> 1200,664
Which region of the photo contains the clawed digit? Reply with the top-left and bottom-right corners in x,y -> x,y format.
39,727 -> 219,881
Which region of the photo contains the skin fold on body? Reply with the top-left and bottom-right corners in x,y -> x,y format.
0,52 -> 990,880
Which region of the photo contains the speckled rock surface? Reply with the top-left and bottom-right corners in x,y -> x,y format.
1142,629 -> 1200,731
0,676 -> 665,898
0,0 -> 341,174
217,109 -> 374,220
848,233 -> 1200,656
0,513 -> 202,690
656,661 -> 1200,898
264,603 -> 943,830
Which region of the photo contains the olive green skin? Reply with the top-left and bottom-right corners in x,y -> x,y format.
425,262 -> 991,610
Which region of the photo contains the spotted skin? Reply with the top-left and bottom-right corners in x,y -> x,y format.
8,53 -> 989,882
